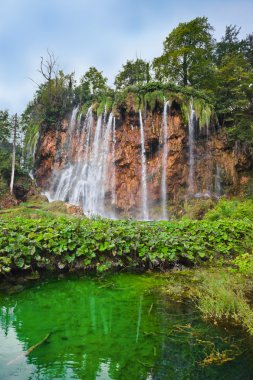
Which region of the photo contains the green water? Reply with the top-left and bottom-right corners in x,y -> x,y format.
0,273 -> 253,380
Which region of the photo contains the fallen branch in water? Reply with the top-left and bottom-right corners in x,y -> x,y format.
7,333 -> 51,366
148,303 -> 153,314
27,333 -> 51,354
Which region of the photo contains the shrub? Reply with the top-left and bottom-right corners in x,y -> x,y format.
204,199 -> 253,222
0,218 -> 251,274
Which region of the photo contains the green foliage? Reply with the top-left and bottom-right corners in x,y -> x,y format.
153,17 -> 215,88
0,110 -> 26,196
215,52 -> 253,143
197,270 -> 253,334
0,110 -> 11,143
0,217 -> 251,274
231,253 -> 253,275
112,81 -> 214,121
215,54 -> 253,117
204,199 -> 253,222
76,67 -> 108,104
162,267 -> 253,336
114,59 -> 151,89
182,198 -> 215,220
215,25 -> 244,65
144,90 -> 164,111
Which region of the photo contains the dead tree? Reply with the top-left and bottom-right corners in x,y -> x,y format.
38,50 -> 58,104
39,49 -> 58,81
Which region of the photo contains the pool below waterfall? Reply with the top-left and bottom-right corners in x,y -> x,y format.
0,273 -> 253,379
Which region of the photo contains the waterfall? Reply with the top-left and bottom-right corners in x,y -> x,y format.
111,117 -> 116,206
65,105 -> 79,158
100,113 -> 113,215
188,100 -> 196,193
161,100 -> 169,220
214,164 -> 222,197
139,110 -> 149,220
47,107 -> 114,217
80,112 -> 113,216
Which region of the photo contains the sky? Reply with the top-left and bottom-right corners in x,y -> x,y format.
0,0 -> 253,114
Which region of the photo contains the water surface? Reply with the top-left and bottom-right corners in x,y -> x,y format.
0,273 -> 252,379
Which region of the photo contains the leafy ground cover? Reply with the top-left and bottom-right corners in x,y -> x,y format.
0,215 -> 251,274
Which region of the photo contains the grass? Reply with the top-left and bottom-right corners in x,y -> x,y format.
0,196 -> 74,219
197,269 -> 253,334
162,266 -> 253,336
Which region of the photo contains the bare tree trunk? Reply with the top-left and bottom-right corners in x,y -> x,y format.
10,114 -> 17,195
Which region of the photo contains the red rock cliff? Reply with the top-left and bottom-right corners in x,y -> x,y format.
35,101 -> 253,218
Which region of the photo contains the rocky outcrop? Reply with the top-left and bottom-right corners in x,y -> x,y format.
34,100 -> 253,218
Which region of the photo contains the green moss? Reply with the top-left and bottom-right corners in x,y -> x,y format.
80,103 -> 91,118
112,82 -> 214,119
144,90 -> 164,111
24,123 -> 40,159
192,99 -> 213,128
96,98 -> 107,116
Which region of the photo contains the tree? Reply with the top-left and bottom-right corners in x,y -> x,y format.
215,53 -> 253,141
215,25 -> 243,66
242,33 -> 253,67
27,51 -> 76,125
213,25 -> 253,142
153,17 -> 215,89
0,111 -> 26,196
114,59 -> 151,89
77,67 -> 108,102
0,110 -> 11,143
39,49 -> 58,82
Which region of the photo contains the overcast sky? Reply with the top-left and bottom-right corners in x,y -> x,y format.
1,0 -> 253,114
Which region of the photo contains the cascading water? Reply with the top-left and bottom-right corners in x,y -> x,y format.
64,105 -> 79,158
161,100 -> 170,220
188,100 -> 196,193
111,117 -> 116,206
46,107 -> 114,217
139,110 -> 149,220
100,113 -> 113,214
214,164 -> 222,197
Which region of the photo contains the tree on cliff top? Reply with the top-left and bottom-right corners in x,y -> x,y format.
153,17 -> 215,89
114,59 -> 151,89
77,67 -> 108,102
28,51 -> 75,124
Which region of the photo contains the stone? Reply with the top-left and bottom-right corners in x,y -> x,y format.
65,203 -> 83,215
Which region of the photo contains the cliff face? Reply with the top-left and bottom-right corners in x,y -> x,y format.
35,100 -> 253,218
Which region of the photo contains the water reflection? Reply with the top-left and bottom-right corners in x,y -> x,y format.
0,274 -> 252,380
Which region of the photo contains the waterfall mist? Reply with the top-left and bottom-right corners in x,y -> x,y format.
46,108 -> 115,218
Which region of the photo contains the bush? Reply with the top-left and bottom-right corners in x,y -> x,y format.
204,199 -> 253,222
0,218 -> 252,274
